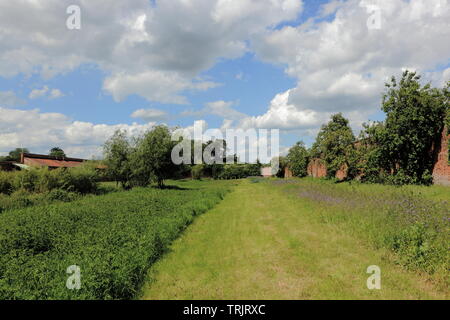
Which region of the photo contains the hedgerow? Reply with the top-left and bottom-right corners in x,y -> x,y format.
0,165 -> 98,196
0,180 -> 230,300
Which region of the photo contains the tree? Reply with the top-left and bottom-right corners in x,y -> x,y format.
311,113 -> 356,179
379,71 -> 448,184
4,148 -> 29,162
203,139 -> 227,179
287,141 -> 310,177
357,121 -> 386,183
103,130 -> 133,189
131,125 -> 180,188
49,147 -> 66,158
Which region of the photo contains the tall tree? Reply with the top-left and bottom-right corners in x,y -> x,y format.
357,121 -> 386,183
49,147 -> 66,158
5,148 -> 29,162
103,130 -> 133,189
131,125 -> 180,188
287,141 -> 310,178
311,113 -> 356,179
380,71 -> 448,184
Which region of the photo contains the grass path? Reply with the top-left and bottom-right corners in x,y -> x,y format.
142,180 -> 447,300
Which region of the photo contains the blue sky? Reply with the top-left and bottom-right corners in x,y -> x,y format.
0,0 -> 449,158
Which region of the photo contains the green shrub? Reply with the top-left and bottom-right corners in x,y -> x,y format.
0,172 -> 14,195
191,165 -> 204,180
59,166 -> 98,194
13,170 -> 39,192
0,190 -> 34,213
218,164 -> 261,180
45,189 -> 79,203
35,169 -> 62,193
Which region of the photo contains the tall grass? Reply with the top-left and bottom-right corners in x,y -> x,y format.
274,178 -> 449,287
0,180 -> 231,299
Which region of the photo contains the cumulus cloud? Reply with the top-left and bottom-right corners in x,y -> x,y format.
0,90 -> 25,107
131,108 -> 169,121
103,71 -> 219,104
29,86 -> 65,100
182,100 -> 246,120
0,107 -> 155,159
220,89 -> 378,141
252,0 -> 450,130
237,90 -> 326,130
0,0 -> 302,104
49,88 -> 65,99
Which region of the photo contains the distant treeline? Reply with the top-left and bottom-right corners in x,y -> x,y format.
103,126 -> 265,189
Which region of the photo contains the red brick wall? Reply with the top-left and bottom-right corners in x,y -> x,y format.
307,159 -> 348,180
307,127 -> 450,185
335,164 -> 348,181
284,167 -> 293,178
432,126 -> 450,186
307,159 -> 327,178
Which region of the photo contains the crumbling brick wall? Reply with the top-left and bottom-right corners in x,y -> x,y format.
307,159 -> 348,180
307,127 -> 450,185
284,167 -> 293,178
307,159 -> 327,178
432,126 -> 450,186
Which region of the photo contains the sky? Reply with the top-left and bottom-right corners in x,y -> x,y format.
0,0 -> 449,159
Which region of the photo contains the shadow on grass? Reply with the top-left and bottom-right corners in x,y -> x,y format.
151,185 -> 190,191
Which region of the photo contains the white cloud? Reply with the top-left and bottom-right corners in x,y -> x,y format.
252,0 -> 450,130
29,86 -> 49,99
49,88 -> 65,99
131,108 -> 169,121
0,107 -> 155,159
182,100 -> 246,120
29,86 -> 65,100
0,0 -> 303,104
237,90 -> 326,131
0,90 -> 25,107
103,71 -> 219,104
205,101 -> 246,120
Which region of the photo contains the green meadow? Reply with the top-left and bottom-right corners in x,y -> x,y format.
143,179 -> 449,300
0,178 -> 448,300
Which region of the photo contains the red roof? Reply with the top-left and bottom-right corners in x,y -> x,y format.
24,157 -> 85,168
21,153 -> 85,169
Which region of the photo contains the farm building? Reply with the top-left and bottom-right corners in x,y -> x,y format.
0,153 -> 95,171
19,153 -> 86,169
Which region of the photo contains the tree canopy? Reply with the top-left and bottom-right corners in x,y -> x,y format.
1,148 -> 30,162
311,113 -> 356,179
49,147 -> 66,158
103,130 -> 133,189
377,71 -> 448,184
131,125 -> 181,188
286,141 -> 309,178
